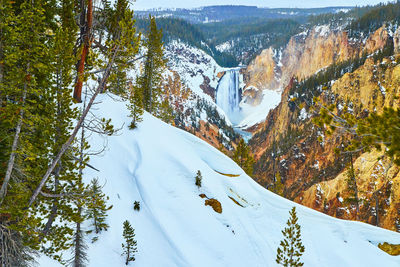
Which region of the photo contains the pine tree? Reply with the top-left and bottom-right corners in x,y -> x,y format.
233,138 -> 254,176
195,170 -> 202,188
344,155 -> 360,219
0,0 -> 138,264
158,97 -> 174,124
0,1 -> 57,263
272,172 -> 285,196
128,81 -> 144,129
133,201 -> 140,211
276,207 -> 305,267
137,15 -> 166,114
122,220 -> 138,265
86,178 -> 112,240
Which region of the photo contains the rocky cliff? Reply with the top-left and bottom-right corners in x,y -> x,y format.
243,25 -> 389,101
248,25 -> 400,231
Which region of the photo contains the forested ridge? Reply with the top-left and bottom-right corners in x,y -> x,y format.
0,0 -> 160,265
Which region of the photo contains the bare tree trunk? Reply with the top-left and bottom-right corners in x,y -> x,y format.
28,44 -> 120,207
74,0 -> 93,103
0,85 -> 27,204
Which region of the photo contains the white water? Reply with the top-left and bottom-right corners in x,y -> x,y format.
215,69 -> 242,125
215,69 -> 281,130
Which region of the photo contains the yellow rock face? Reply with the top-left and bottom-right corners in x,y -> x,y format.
378,242 -> 400,256
245,47 -> 279,90
394,28 -> 400,55
244,26 -> 389,96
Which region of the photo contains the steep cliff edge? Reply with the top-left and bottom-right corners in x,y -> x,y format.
248,29 -> 400,231
243,25 -> 389,105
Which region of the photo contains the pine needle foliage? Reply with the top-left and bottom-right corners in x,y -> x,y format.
276,207 -> 305,267
195,170 -> 202,188
138,15 -> 166,114
121,220 -> 138,265
86,178 -> 113,240
233,138 -> 255,176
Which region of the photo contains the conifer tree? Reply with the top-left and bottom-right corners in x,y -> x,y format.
195,170 -> 202,188
395,214 -> 400,233
158,97 -> 174,124
0,0 -> 138,264
70,204 -> 88,267
272,172 -> 285,197
233,138 -> 255,176
276,207 -> 305,267
86,178 -> 112,240
0,0 -> 56,263
128,81 -> 144,129
344,155 -> 360,219
138,15 -> 166,114
122,220 -> 138,265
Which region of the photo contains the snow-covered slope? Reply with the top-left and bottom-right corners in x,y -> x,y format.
40,95 -> 400,266
165,40 -> 225,103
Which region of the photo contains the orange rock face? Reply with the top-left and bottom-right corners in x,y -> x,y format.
244,26 -> 389,101
249,53 -> 400,232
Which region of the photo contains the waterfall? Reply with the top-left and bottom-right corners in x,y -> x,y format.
216,69 -> 241,124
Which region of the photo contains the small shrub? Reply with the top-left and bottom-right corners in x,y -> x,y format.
133,201 -> 140,211
195,170 -> 202,188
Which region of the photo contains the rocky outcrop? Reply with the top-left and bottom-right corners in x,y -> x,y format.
199,75 -> 215,100
363,26 -> 389,54
393,27 -> 400,54
244,25 -> 390,100
280,26 -> 356,87
297,150 -> 400,230
249,51 -> 400,231
245,47 -> 279,90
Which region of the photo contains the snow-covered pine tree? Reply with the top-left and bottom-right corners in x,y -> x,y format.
86,178 -> 112,240
276,207 -> 305,267
122,220 -> 138,265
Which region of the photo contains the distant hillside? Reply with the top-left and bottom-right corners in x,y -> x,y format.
136,5 -> 374,65
136,5 -> 354,24
135,17 -> 239,67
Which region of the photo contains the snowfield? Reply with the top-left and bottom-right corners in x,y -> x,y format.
40,94 -> 400,266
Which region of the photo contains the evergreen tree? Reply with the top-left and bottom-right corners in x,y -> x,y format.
70,205 -> 88,267
344,155 -> 360,220
86,178 -> 112,240
138,15 -> 166,114
233,138 -> 254,176
195,170 -> 202,188
0,0 -> 138,264
272,172 -> 285,197
133,201 -> 140,211
128,81 -> 144,129
122,220 -> 138,265
158,97 -> 174,124
0,0 -> 57,263
276,207 -> 305,267
395,213 -> 400,233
